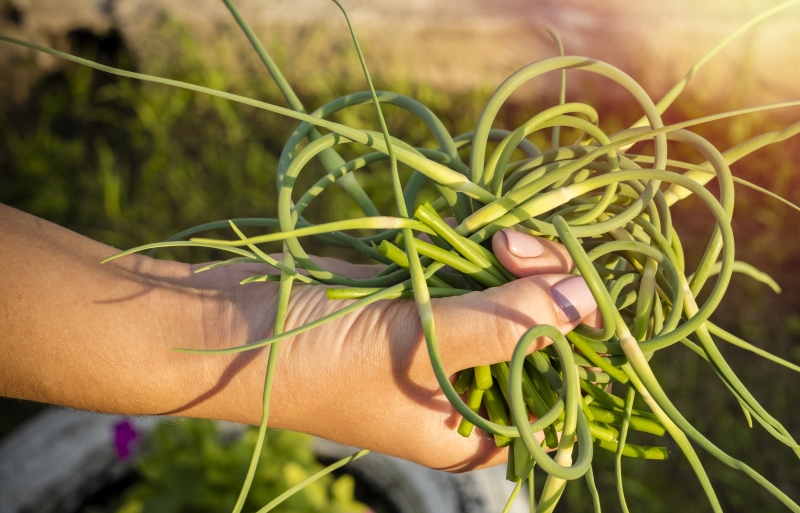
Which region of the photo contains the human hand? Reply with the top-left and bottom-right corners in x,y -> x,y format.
187,228 -> 599,472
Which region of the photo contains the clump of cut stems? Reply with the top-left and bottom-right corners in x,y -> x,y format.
4,0 -> 800,511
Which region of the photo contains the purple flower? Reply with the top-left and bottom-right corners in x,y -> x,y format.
113,418 -> 139,459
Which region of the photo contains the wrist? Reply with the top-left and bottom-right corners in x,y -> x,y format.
140,260 -> 279,425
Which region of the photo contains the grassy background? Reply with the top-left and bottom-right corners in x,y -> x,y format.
1,23 -> 799,512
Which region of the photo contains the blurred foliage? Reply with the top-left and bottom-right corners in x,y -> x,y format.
88,420 -> 367,513
2,20 -> 799,513
0,22 -> 505,263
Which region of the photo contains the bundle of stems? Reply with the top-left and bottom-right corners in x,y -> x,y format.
4,0 -> 800,511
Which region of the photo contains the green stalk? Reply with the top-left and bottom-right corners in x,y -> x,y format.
453,368 -> 474,395
587,405 -> 665,436
493,362 -> 562,448
457,374 -> 485,437
325,286 -> 469,300
546,28 -> 567,152
221,0 -> 379,217
475,365 -> 494,390
415,202 -> 514,281
706,321 -> 800,373
502,477 -> 526,513
256,449 -> 371,513
594,439 -> 668,460
192,217 -> 434,246
484,383 -> 513,447
231,251 -> 295,513
400,237 -> 506,287
585,464 -> 602,513
375,240 -> 451,288
566,332 -> 629,383
628,0 -> 800,129
615,386 -> 636,513
510,326 -> 593,486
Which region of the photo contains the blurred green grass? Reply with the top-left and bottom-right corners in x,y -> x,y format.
88,421 -> 368,513
1,23 -> 799,513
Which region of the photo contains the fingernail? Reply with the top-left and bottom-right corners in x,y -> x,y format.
551,276 -> 597,323
502,229 -> 545,258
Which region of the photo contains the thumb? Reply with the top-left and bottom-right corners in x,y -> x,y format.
431,274 -> 598,373
492,228 -> 575,277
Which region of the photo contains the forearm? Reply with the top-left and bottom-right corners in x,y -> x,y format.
0,204 -> 274,423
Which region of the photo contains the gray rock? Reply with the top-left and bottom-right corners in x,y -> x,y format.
0,408 -> 157,513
